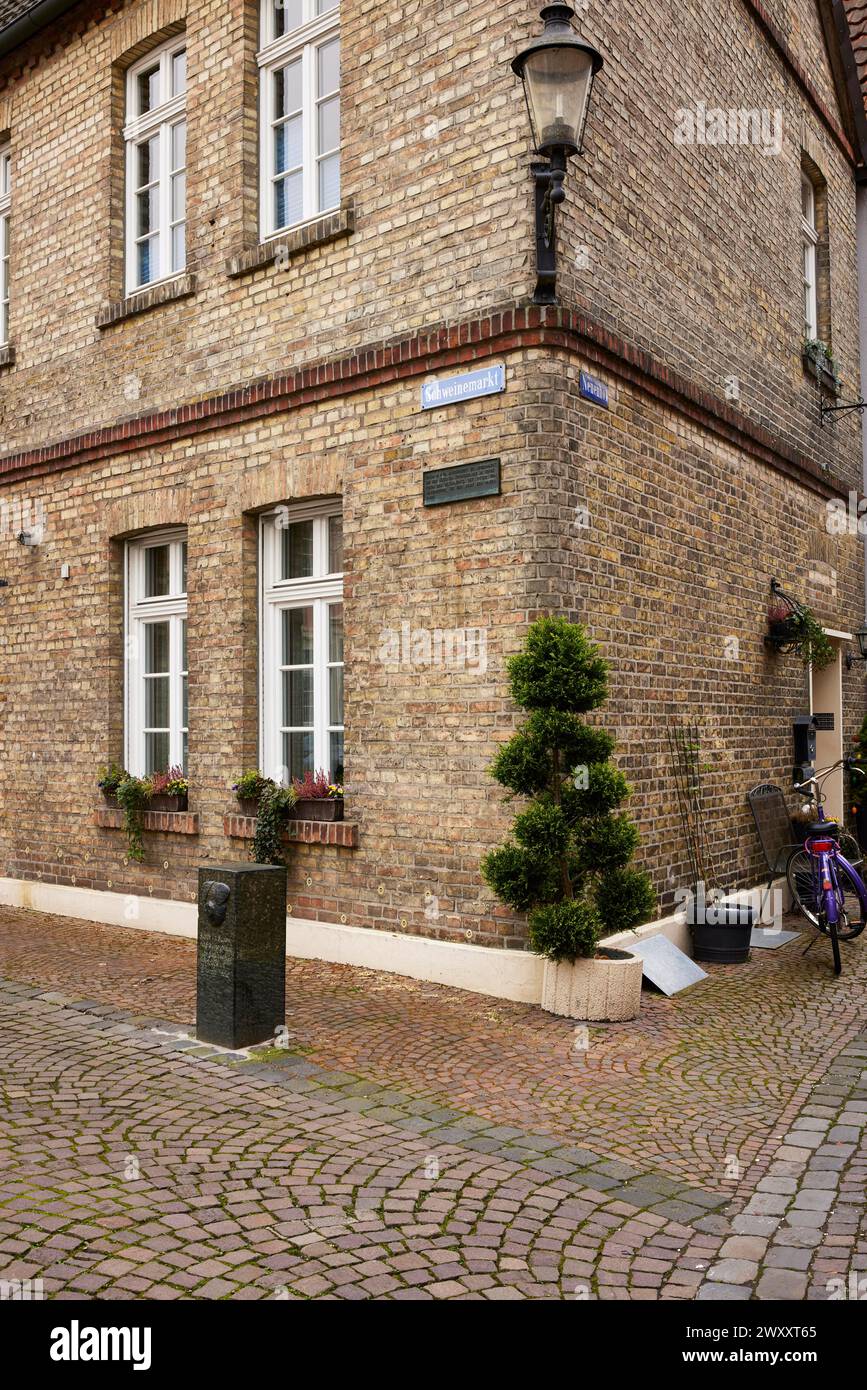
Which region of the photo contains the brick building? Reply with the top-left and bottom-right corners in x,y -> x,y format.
1,0 -> 867,997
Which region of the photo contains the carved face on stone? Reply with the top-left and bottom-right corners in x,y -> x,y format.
203,880 -> 231,926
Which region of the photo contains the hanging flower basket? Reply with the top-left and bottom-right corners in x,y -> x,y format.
764,580 -> 836,669
767,613 -> 802,644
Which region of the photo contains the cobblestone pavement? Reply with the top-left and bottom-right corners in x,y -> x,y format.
0,906 -> 866,1299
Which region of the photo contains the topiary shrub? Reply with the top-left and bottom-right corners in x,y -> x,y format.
528,901 -> 603,961
593,866 -> 657,938
481,616 -> 655,960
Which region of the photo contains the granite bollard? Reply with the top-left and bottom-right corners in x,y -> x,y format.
196,864 -> 287,1050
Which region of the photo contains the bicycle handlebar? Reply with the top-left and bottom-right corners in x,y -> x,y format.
793,756 -> 864,795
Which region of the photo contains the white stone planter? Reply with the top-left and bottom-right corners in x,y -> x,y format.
541,948 -> 643,1022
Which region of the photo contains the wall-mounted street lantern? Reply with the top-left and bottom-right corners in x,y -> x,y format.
511,4 -> 603,305
846,625 -> 867,670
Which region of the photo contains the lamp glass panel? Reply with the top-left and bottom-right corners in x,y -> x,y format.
521,47 -> 595,152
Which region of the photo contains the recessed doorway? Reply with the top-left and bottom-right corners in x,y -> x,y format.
810,636 -> 845,822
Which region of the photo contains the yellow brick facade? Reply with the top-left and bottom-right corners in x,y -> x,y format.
0,0 -> 865,949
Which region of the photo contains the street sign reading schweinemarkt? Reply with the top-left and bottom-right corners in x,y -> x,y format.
420,365 -> 506,410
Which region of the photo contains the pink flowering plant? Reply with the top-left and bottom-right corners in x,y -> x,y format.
149,765 -> 188,797
292,769 -> 343,800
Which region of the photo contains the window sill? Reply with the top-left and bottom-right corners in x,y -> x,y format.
0,344 -> 14,369
94,807 -> 200,835
225,203 -> 354,279
95,274 -> 197,330
223,812 -> 358,848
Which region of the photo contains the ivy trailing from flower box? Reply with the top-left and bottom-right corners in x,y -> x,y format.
114,776 -> 151,863
232,769 -> 345,858
97,764 -> 190,860
252,785 -> 298,865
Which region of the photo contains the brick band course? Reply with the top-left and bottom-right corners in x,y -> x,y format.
0,303 -> 853,503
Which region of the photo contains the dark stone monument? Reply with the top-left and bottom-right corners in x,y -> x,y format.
196,864 -> 287,1050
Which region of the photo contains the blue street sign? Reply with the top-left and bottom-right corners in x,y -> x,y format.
421,364 -> 506,410
579,370 -> 609,408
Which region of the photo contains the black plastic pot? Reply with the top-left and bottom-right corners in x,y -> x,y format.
690,903 -> 754,964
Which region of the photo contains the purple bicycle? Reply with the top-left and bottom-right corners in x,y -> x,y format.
786,757 -> 867,976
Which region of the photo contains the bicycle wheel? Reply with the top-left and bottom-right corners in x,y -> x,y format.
786,850 -> 866,940
839,832 -> 863,869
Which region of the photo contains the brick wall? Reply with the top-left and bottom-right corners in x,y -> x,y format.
0,351 -> 558,947
0,0 -> 864,948
0,322 -> 863,938
0,0 -> 858,480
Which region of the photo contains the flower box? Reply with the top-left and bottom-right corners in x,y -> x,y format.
288,797 -> 344,822
237,797 -> 260,818
802,348 -> 841,398
541,948 -> 643,1022
149,793 -> 188,813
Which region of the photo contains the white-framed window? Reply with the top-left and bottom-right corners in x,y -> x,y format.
0,142 -> 10,346
260,502 -> 344,785
123,35 -> 187,295
125,531 -> 189,777
802,172 -> 818,340
258,0 -> 340,241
